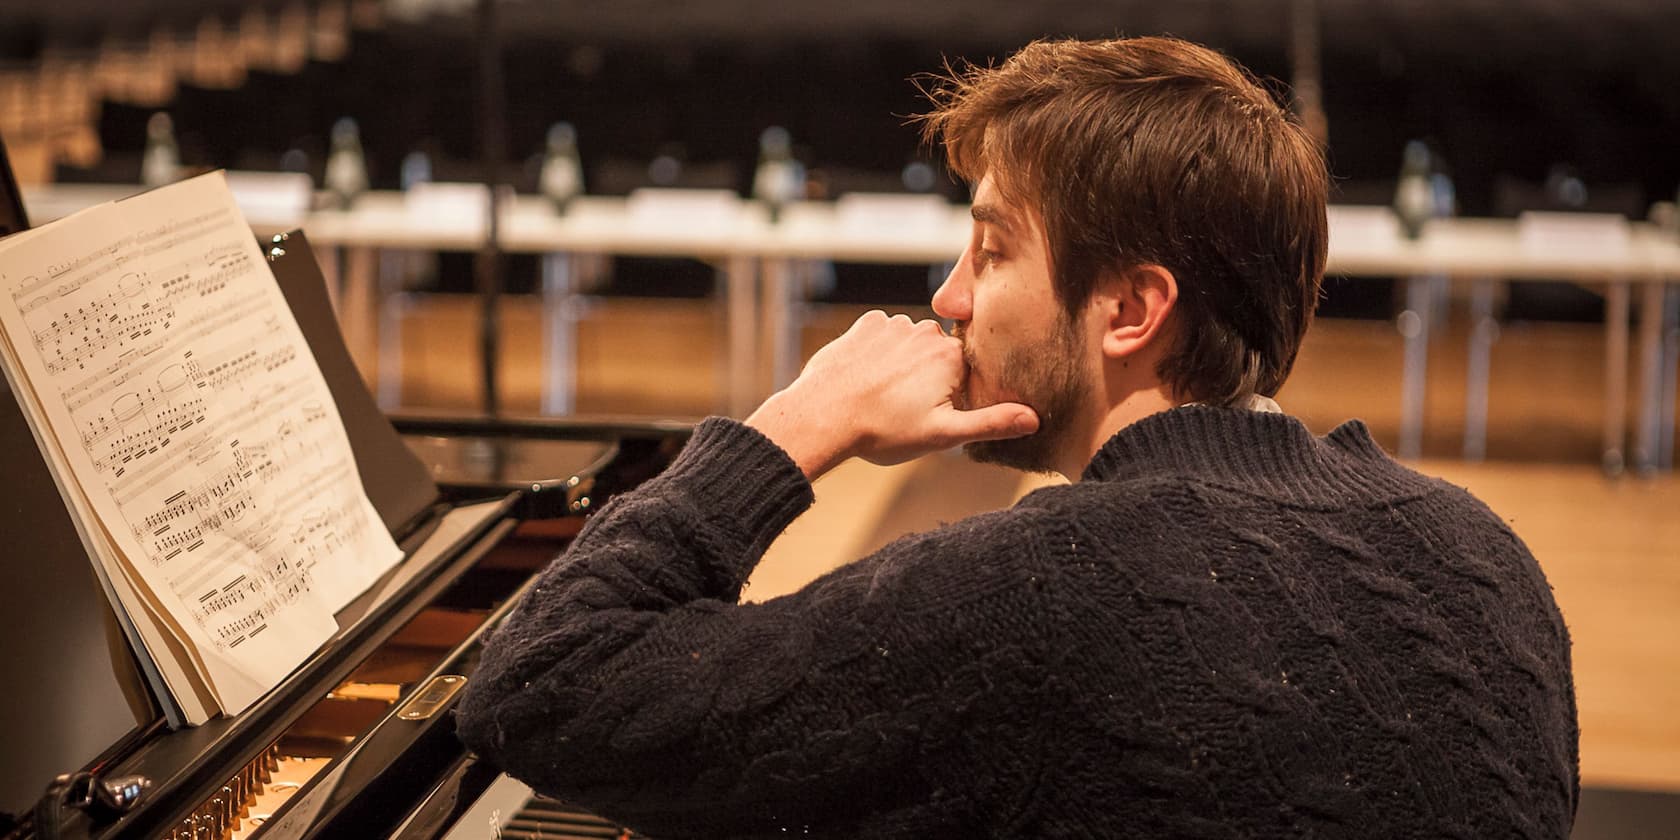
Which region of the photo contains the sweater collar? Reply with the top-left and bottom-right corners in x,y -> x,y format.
1080,405 -> 1420,502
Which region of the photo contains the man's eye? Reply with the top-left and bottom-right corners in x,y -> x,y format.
974,248 -> 1001,268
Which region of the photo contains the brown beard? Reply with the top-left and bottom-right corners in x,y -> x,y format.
951,314 -> 1091,474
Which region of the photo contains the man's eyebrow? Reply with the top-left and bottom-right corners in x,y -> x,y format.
970,203 -> 1017,235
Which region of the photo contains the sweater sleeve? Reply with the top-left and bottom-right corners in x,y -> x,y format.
454,417 -> 1049,836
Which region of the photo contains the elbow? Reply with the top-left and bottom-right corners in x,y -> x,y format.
453,673 -> 596,792
453,680 -> 511,768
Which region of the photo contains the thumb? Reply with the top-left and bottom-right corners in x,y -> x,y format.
933,402 -> 1040,446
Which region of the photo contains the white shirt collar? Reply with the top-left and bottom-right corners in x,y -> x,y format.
1183,394 -> 1283,414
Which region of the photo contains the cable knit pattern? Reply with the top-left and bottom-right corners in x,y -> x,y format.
456,407 -> 1578,839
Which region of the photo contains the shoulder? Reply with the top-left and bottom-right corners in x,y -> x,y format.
824,505 -> 1055,610
1011,474 -> 1231,537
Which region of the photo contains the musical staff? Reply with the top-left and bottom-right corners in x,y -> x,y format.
58,295 -> 271,413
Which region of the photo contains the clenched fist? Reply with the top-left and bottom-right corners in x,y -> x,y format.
746,310 -> 1039,481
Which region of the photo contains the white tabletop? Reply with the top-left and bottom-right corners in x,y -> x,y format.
1328,210 -> 1680,281
22,183 -> 1680,280
23,178 -> 313,234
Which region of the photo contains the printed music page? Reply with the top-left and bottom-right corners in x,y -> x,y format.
0,172 -> 402,718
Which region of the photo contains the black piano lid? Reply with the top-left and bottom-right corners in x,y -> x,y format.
0,131 -> 25,239
0,142 -> 442,820
0,130 -> 155,823
0,384 -> 162,822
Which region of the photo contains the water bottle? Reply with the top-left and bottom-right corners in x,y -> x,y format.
399,150 -> 433,191
752,126 -> 804,222
140,112 -> 180,188
324,117 -> 369,210
538,122 -> 584,214
1392,140 -> 1435,240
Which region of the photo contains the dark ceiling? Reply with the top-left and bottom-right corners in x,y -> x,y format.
3,1 -> 1676,211
0,0 -> 1675,66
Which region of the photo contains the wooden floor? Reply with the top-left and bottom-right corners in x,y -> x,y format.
388,292 -> 1680,792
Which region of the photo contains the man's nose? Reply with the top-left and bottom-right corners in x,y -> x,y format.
931,253 -> 972,322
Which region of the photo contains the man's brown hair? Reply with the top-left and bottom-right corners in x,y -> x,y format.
918,37 -> 1328,405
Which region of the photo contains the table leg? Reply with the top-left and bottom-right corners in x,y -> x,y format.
338,244 -> 380,389
1397,274 -> 1438,460
1603,279 -> 1630,476
763,257 -> 803,393
1463,277 -> 1498,461
540,252 -> 578,416
725,254 -> 759,417
1660,284 -> 1679,470
319,245 -> 344,315
375,250 -> 410,410
1634,280 -> 1667,474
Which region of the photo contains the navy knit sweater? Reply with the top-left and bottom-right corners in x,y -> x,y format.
456,407 -> 1579,838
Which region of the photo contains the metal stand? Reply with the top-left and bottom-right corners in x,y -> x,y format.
1660,285 -> 1679,469
724,254 -> 760,417
1463,277 -> 1498,461
1634,280 -> 1669,474
539,253 -> 581,415
1397,273 -> 1444,460
1602,279 -> 1630,476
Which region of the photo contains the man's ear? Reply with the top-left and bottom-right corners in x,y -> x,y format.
1096,264 -> 1178,360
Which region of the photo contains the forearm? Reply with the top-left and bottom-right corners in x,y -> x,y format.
464,416 -> 809,663
456,417 -> 810,752
454,423 -> 1051,832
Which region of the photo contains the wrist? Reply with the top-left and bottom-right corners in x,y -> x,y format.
745,389 -> 851,481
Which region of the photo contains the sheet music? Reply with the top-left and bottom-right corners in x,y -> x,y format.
0,173 -> 401,716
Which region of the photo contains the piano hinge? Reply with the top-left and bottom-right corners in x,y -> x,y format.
397,674 -> 468,721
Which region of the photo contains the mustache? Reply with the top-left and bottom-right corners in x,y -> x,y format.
949,321 -> 974,410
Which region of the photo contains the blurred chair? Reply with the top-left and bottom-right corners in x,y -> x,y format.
1491,172 -> 1643,323
588,155 -> 740,299
1471,171 -> 1652,469
369,154 -> 548,409
1323,178 -> 1405,321
1327,177 -> 1454,460
806,165 -> 950,309
758,164 -> 959,392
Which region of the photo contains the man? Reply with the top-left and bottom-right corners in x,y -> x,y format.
457,37 -> 1578,838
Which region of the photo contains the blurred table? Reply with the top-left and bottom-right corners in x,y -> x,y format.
305,190 -> 771,417
23,182 -> 1680,472
750,197 -> 972,390
22,179 -> 312,235
1327,208 -> 1680,472
752,203 -> 1680,473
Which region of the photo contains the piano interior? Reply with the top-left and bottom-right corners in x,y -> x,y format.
0,144 -> 683,835
158,517 -> 636,840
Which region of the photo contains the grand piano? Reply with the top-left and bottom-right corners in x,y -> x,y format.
0,139 -> 680,839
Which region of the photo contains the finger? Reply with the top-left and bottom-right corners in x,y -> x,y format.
853,309 -> 889,330
931,403 -> 1039,445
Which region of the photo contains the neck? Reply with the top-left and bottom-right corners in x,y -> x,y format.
1054,380 -> 1184,480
